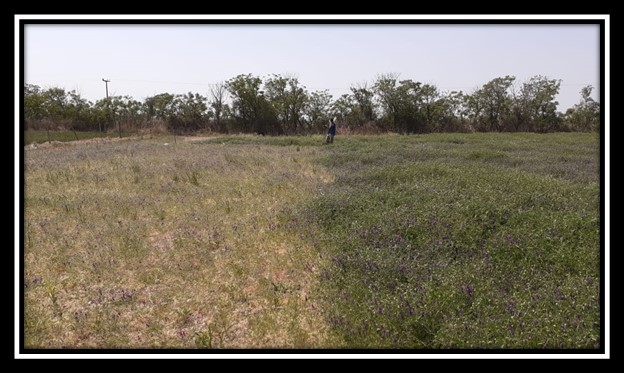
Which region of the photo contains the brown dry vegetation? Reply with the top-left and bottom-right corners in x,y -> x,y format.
24,135 -> 334,348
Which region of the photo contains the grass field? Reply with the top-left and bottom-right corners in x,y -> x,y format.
24,130 -> 134,146
23,133 -> 600,349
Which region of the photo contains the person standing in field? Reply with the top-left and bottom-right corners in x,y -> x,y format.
326,117 -> 337,144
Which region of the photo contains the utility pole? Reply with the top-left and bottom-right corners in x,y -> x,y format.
102,78 -> 110,99
99,78 -> 110,132
102,78 -> 121,138
101,79 -> 110,133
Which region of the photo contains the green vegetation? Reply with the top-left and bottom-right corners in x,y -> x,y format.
24,74 -> 599,136
302,133 -> 599,348
24,133 -> 600,349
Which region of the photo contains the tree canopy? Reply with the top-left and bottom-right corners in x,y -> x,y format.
23,74 -> 600,134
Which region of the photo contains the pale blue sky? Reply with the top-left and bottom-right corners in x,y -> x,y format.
24,24 -> 600,110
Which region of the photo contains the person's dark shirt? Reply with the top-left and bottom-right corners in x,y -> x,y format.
328,121 -> 336,135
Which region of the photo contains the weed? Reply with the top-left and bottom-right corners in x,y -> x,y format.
194,327 -> 213,349
187,170 -> 199,186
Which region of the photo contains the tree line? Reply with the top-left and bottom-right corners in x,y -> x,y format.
24,73 -> 600,135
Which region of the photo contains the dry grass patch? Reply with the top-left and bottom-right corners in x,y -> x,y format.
24,138 -> 332,348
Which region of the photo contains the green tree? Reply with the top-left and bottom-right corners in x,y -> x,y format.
513,76 -> 562,132
467,76 -> 516,132
396,79 -> 427,133
305,89 -> 333,132
42,87 -> 69,123
24,84 -> 46,123
226,74 -> 279,134
331,94 -> 357,124
373,77 -> 432,133
419,83 -> 443,131
65,90 -> 92,131
350,83 -> 376,125
92,98 -> 114,132
106,95 -> 145,132
373,73 -> 401,131
29,87 -> 95,132
170,92 -> 208,132
565,85 -> 600,132
265,74 -> 308,134
435,90 -> 468,132
144,93 -> 176,120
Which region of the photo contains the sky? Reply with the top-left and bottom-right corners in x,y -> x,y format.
24,24 -> 600,110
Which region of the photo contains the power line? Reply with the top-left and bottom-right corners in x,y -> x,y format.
111,78 -> 219,86
108,77 -> 594,91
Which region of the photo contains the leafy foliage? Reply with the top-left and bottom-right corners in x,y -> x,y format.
24,74 -> 600,135
565,86 -> 600,132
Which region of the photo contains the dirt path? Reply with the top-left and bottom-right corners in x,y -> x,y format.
26,135 -> 218,149
181,136 -> 217,142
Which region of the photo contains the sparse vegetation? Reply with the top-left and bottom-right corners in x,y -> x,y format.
24,133 -> 600,349
24,136 -> 332,348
